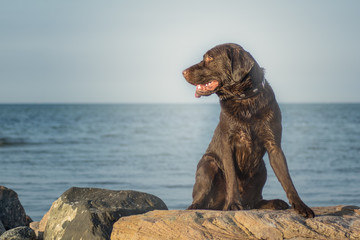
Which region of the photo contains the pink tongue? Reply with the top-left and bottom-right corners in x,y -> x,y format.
194,81 -> 219,98
195,85 -> 203,98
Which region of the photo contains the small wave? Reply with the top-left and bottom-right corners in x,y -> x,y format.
0,137 -> 28,147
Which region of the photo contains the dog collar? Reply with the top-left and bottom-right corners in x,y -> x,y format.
219,77 -> 266,101
238,77 -> 266,100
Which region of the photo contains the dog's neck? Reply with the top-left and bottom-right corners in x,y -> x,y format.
217,75 -> 267,102
218,77 -> 275,121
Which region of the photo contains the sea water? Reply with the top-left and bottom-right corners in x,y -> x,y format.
0,103 -> 359,220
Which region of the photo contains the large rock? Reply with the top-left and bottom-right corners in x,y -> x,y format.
0,221 -> 5,235
0,186 -> 27,230
0,226 -> 36,240
43,187 -> 167,240
29,210 -> 49,240
111,205 -> 360,240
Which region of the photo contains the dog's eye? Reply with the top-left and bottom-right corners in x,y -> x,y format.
205,55 -> 214,62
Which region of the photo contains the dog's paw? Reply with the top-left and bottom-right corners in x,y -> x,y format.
224,200 -> 245,211
292,201 -> 315,218
272,199 -> 290,210
255,199 -> 290,210
187,203 -> 201,210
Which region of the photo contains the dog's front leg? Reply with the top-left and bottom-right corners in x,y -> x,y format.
266,143 -> 315,218
188,155 -> 220,209
222,146 -> 243,211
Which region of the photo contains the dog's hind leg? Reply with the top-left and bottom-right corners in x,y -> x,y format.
187,154 -> 224,210
251,160 -> 289,210
241,159 -> 289,210
255,199 -> 289,210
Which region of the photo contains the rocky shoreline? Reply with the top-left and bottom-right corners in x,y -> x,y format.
1,185 -> 359,240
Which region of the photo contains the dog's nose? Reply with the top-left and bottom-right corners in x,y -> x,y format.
182,69 -> 188,79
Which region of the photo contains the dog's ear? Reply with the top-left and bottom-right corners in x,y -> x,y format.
227,47 -> 255,82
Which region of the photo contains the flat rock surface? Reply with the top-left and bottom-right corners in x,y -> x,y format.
111,205 -> 360,240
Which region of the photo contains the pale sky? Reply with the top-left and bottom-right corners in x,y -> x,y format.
1,1 -> 359,103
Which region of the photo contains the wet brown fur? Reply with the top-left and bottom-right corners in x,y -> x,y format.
183,43 -> 314,218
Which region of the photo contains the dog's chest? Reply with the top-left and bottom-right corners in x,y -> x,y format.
229,126 -> 264,174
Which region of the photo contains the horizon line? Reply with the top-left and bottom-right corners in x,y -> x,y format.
1,101 -> 360,105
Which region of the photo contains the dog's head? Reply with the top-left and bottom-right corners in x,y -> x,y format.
183,43 -> 263,99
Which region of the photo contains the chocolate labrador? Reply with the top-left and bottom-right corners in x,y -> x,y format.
182,43 -> 314,218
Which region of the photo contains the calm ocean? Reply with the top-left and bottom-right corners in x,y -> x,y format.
0,103 -> 359,221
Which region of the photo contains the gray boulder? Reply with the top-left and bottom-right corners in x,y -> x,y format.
43,187 -> 168,240
0,221 -> 5,235
0,186 -> 27,230
0,226 -> 36,240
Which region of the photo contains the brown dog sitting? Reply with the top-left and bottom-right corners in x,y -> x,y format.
182,43 -> 314,218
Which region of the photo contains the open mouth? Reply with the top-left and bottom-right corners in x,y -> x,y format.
195,80 -> 219,98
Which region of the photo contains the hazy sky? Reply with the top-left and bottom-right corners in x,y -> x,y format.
1,1 -> 359,103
